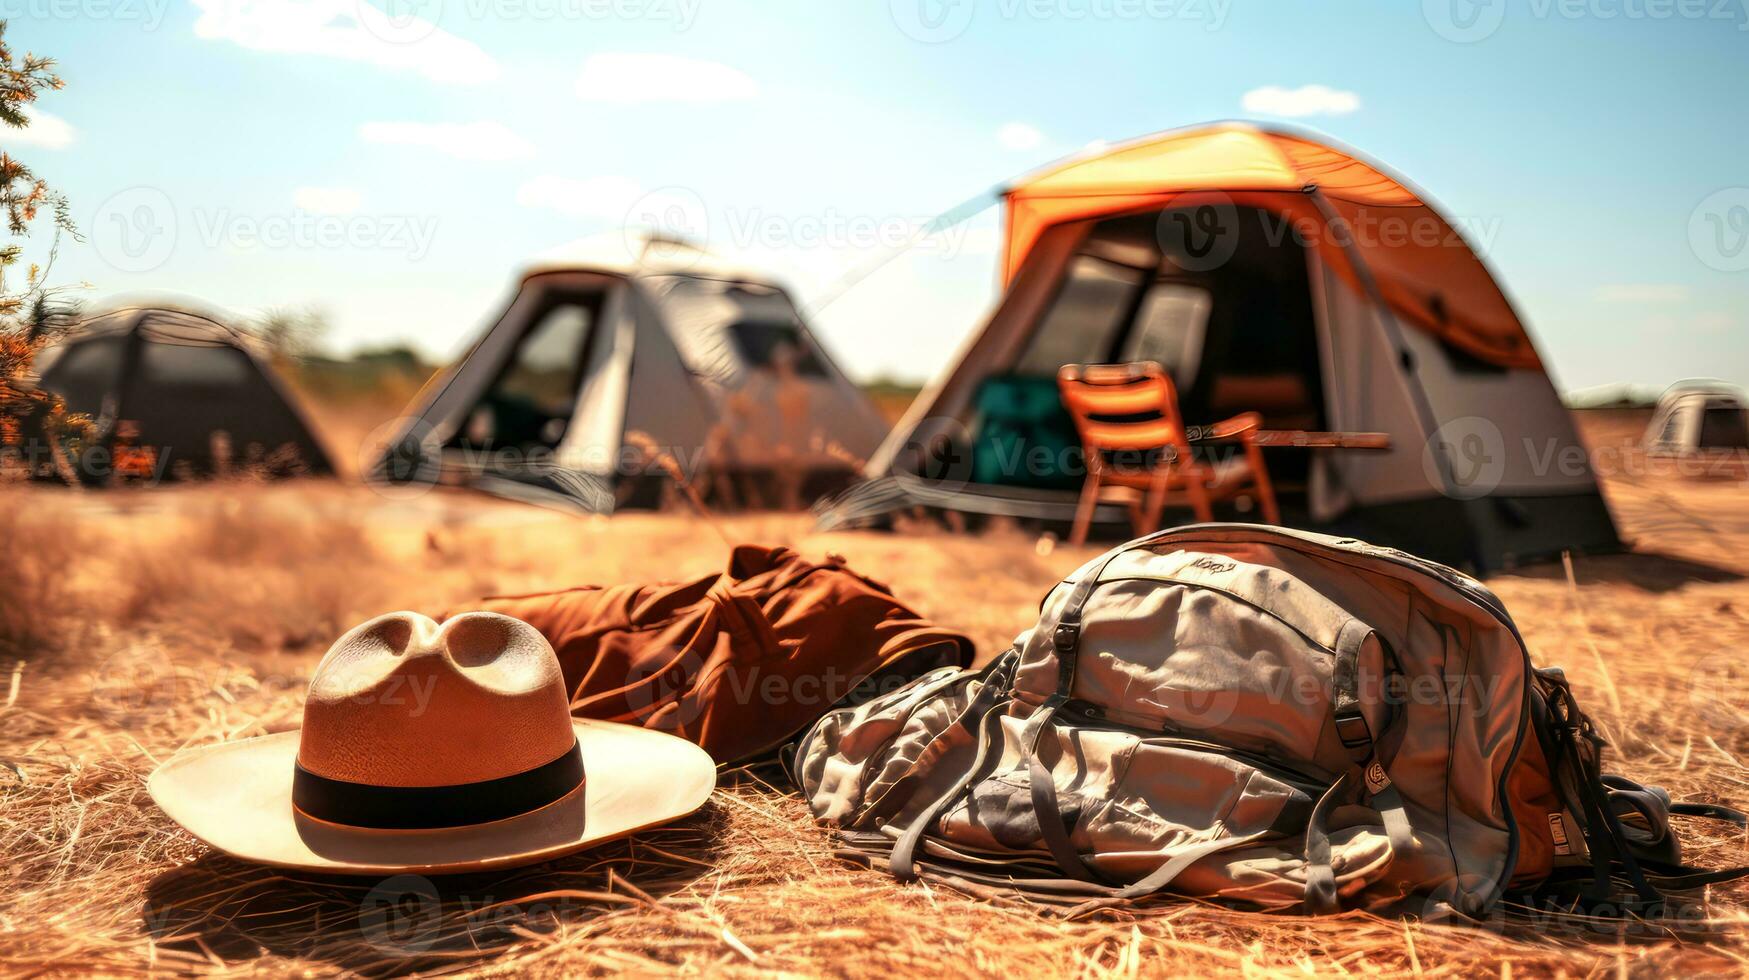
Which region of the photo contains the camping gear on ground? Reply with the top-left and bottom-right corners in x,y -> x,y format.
1057,361 -> 1279,544
370,237 -> 889,513
149,611 -> 714,875
1643,381 -> 1749,459
464,544 -> 974,764
968,375 -> 1083,491
793,524 -> 1745,917
25,305 -> 334,484
819,123 -> 1619,572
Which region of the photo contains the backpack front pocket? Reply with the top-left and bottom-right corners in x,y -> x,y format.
1017,577 -> 1389,775
932,724 -> 1325,894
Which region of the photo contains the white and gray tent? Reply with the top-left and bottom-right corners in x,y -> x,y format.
817,124 -> 1620,572
371,245 -> 889,512
1642,381 -> 1749,457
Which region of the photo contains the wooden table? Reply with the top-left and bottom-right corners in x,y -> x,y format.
1250,431 -> 1392,450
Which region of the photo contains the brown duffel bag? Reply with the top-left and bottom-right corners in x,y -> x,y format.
462,544 -> 973,765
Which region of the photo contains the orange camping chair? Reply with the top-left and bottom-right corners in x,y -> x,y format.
1056,362 -> 1280,545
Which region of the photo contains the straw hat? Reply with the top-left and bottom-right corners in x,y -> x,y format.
149,611 -> 716,874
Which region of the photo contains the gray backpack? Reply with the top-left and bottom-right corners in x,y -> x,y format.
793,525 -> 1745,917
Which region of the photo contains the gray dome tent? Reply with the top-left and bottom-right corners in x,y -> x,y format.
30,306 -> 334,484
1642,381 -> 1749,457
370,244 -> 889,512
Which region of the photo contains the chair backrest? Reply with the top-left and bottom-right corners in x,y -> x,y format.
1056,362 -> 1192,462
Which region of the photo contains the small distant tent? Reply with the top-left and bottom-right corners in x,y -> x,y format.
370,241 -> 889,512
1643,381 -> 1749,457
818,122 -> 1619,572
29,306 -> 334,483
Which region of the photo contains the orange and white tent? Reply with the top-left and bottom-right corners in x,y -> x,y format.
999,124 -> 1539,370
825,123 -> 1617,571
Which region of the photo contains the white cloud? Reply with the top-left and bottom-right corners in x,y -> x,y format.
1694,311 -> 1734,332
515,175 -> 647,218
1241,84 -> 1361,118
997,122 -> 1043,151
191,0 -> 498,85
574,53 -> 757,103
1594,283 -> 1690,303
293,186 -> 362,214
7,106 -> 74,149
359,121 -> 536,162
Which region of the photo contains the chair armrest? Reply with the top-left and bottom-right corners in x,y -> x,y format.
1205,412 -> 1263,441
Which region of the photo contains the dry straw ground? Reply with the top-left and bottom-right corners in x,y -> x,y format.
3,411 -> 1749,977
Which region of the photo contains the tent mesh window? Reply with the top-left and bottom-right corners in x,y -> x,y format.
1013,256 -> 1144,377
1120,282 -> 1212,389
726,320 -> 826,376
1658,415 -> 1682,445
139,342 -> 254,387
1700,405 -> 1749,449
456,298 -> 599,452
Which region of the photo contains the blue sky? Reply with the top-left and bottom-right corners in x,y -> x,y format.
6,0 -> 1747,389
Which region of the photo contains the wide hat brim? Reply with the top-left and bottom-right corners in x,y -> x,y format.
149,719 -> 716,875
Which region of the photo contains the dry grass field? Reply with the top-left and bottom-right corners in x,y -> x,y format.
3,410 -> 1749,977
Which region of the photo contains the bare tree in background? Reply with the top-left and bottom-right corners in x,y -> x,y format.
0,21 -> 88,479
251,305 -> 331,362
0,22 -> 74,243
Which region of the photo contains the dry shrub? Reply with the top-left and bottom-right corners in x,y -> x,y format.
0,494 -> 87,658
109,492 -> 389,651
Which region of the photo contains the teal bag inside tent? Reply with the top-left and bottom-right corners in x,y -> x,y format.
969,375 -> 1083,490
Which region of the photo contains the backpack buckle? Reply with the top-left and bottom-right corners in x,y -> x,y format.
1334,712 -> 1373,750
1052,622 -> 1080,653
